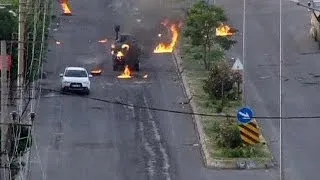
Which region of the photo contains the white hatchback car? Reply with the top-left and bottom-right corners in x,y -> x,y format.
60,67 -> 92,94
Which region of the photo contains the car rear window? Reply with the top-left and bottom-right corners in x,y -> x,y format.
65,70 -> 87,77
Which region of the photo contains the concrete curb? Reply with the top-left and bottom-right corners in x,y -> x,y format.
171,50 -> 213,168
171,49 -> 275,169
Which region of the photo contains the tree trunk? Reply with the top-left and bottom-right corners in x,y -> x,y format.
203,32 -> 211,70
237,81 -> 240,100
221,80 -> 224,109
203,44 -> 208,69
208,43 -> 211,68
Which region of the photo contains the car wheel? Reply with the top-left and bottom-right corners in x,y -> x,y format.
84,88 -> 90,95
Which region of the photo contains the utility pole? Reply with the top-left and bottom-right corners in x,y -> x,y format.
17,0 -> 27,121
1,40 -> 9,180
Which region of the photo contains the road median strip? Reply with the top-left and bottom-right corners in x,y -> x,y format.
172,48 -> 275,169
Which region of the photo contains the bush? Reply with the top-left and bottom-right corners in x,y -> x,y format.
208,119 -> 268,158
210,118 -> 242,149
220,145 -> 267,158
216,104 -> 224,113
203,60 -> 242,101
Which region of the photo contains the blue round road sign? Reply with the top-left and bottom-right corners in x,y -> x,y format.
237,107 -> 254,124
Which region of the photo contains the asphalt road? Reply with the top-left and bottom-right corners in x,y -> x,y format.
220,0 -> 320,179
28,0 -> 277,180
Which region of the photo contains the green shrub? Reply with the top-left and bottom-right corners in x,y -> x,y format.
220,146 -> 244,158
218,120 -> 242,149
220,145 -> 267,158
208,118 -> 242,149
203,60 -> 241,101
215,102 -> 224,113
208,119 -> 268,158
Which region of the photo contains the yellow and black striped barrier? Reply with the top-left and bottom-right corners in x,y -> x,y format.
238,119 -> 261,145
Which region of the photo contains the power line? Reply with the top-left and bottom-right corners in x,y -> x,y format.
40,87 -> 320,120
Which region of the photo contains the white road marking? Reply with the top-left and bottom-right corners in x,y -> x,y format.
143,96 -> 171,180
42,92 -> 59,98
139,120 -> 156,178
127,103 -> 135,118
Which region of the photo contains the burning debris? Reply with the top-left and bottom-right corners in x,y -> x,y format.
143,74 -> 148,78
153,20 -> 182,53
117,65 -> 132,79
91,68 -> 102,76
60,0 -> 72,16
215,24 -> 236,36
98,39 -> 108,43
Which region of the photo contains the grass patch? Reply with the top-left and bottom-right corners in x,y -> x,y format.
180,36 -> 271,159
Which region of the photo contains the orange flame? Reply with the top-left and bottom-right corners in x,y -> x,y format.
216,24 -> 235,36
143,74 -> 148,78
61,3 -> 72,15
153,21 -> 180,53
117,65 -> 132,79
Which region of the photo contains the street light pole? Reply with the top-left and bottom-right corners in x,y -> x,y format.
242,0 -> 246,105
279,0 -> 283,179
